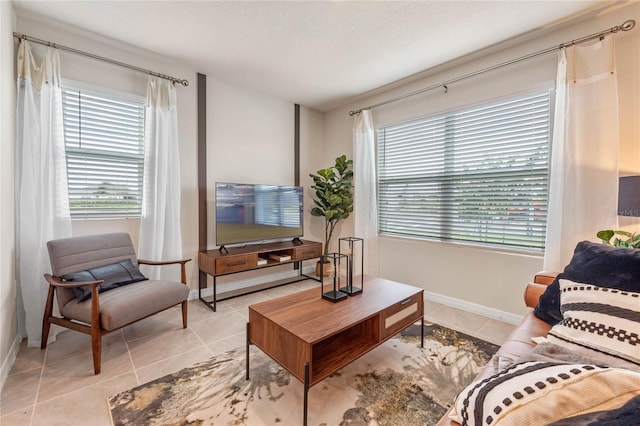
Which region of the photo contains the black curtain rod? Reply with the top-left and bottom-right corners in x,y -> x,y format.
13,32 -> 189,87
349,19 -> 635,116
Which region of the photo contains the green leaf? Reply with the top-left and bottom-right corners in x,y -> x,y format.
596,230 -> 614,244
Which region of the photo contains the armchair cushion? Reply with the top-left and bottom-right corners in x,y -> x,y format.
61,279 -> 189,331
62,259 -> 148,302
534,241 -> 640,325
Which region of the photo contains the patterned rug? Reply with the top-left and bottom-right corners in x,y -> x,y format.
108,322 -> 498,426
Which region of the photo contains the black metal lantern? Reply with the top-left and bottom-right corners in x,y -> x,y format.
320,253 -> 348,302
339,237 -> 363,296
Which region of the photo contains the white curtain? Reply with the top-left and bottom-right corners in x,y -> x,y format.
15,40 -> 72,346
353,109 -> 379,276
138,77 -> 183,280
544,37 -> 619,271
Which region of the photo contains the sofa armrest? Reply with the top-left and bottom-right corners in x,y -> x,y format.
534,271 -> 558,285
523,271 -> 558,308
524,282 -> 549,308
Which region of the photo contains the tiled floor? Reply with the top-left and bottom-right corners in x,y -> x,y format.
0,280 -> 516,426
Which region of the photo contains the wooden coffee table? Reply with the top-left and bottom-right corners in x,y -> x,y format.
246,276 -> 424,425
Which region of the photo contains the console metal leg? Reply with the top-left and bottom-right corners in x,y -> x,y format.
421,317 -> 424,348
212,275 -> 217,311
303,362 -> 309,426
246,322 -> 250,380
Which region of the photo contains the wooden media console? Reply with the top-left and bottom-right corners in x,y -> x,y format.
198,239 -> 322,311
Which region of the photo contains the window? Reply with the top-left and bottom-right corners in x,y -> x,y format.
61,83 -> 145,219
377,90 -> 551,251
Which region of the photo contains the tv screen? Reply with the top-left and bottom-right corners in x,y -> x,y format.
215,182 -> 304,246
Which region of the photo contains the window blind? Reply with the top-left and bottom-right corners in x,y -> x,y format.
377,90 -> 551,251
62,85 -> 145,219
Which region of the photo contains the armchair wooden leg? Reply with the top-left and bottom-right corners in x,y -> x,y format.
181,300 -> 188,329
41,286 -> 55,349
91,331 -> 101,375
90,287 -> 101,374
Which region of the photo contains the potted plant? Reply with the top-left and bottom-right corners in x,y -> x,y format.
309,155 -> 354,275
596,229 -> 640,248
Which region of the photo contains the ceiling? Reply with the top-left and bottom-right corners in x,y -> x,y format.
12,0 -> 610,111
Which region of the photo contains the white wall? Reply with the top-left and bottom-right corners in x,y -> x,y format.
0,0 -> 17,390
323,3 -> 640,320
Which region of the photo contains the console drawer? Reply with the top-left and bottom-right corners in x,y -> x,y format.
380,292 -> 423,339
216,254 -> 258,274
293,244 -> 322,260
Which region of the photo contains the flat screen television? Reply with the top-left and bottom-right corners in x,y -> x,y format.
215,182 -> 304,247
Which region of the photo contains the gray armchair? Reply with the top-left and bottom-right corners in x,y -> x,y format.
42,232 -> 191,374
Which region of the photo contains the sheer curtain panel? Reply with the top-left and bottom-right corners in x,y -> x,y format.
353,110 -> 379,276
544,37 -> 619,271
15,40 -> 72,346
138,77 -> 183,280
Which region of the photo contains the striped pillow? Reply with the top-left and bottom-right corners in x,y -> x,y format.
546,279 -> 640,367
450,361 -> 640,426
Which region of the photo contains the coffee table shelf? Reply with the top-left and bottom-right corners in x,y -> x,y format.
311,316 -> 379,383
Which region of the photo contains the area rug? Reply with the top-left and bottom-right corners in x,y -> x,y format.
108,322 -> 498,426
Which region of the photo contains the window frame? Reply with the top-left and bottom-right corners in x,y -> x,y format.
61,79 -> 146,220
376,88 -> 553,253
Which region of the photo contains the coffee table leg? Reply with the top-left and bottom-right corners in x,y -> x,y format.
421,317 -> 424,348
303,362 -> 309,426
246,322 -> 250,380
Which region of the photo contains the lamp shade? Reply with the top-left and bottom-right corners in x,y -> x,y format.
618,175 -> 640,217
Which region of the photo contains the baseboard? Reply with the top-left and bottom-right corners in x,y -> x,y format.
0,334 -> 21,392
189,265 -> 317,301
423,290 -> 524,325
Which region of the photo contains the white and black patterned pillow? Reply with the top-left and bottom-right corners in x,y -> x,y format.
450,361 -> 640,425
546,279 -> 640,367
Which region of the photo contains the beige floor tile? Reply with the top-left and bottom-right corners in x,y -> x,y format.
474,319 -> 517,346
0,405 -> 33,426
43,330 -> 93,365
126,327 -> 204,370
223,291 -> 277,311
37,337 -> 133,403
121,307 -> 183,342
8,341 -> 45,377
425,305 -> 491,336
135,346 -> 213,385
0,369 -> 41,414
423,298 -> 444,316
207,332 -> 246,357
189,310 -> 247,344
31,372 -> 138,426
178,298 -> 235,324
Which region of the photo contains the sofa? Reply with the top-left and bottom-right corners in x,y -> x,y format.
438,241 -> 640,426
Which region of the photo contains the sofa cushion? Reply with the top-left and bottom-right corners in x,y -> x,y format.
61,259 -> 148,302
534,241 -> 640,325
546,279 -> 640,369
61,279 -> 189,331
450,360 -> 640,426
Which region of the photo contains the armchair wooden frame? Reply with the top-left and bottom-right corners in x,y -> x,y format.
42,257 -> 191,375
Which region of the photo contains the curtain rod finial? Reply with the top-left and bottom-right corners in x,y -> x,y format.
621,20 -> 635,31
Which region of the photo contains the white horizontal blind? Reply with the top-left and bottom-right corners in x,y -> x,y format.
377,90 -> 551,251
62,84 -> 145,219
